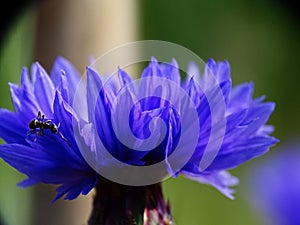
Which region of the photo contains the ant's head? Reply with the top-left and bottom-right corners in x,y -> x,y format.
50,124 -> 58,134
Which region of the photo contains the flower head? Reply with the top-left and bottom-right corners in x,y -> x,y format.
0,56 -> 277,203
249,143 -> 300,225
84,56 -> 277,199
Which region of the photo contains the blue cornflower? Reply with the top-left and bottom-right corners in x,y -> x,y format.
0,56 -> 277,224
249,143 -> 300,225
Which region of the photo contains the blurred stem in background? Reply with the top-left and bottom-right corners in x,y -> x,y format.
0,7 -> 36,225
35,0 -> 139,72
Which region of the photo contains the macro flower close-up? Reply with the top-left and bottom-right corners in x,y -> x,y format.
0,53 -> 277,224
1,0 -> 299,224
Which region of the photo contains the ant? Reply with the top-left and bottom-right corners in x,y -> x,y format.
28,111 -> 69,145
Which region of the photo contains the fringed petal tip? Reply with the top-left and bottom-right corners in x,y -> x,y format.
51,175 -> 98,203
17,178 -> 39,188
150,56 -> 158,63
182,170 -> 239,200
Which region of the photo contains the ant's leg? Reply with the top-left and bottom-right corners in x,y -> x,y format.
58,131 -> 71,147
39,128 -> 45,136
27,129 -> 36,135
56,123 -> 69,144
27,129 -> 38,142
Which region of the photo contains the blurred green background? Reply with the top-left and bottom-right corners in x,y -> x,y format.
0,0 -> 299,224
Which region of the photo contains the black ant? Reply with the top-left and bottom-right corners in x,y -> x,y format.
28,111 -> 69,145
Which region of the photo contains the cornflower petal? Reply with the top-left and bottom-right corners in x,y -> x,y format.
33,63 -> 55,117
50,56 -> 81,104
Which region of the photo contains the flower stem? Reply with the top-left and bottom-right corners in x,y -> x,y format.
88,176 -> 175,225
